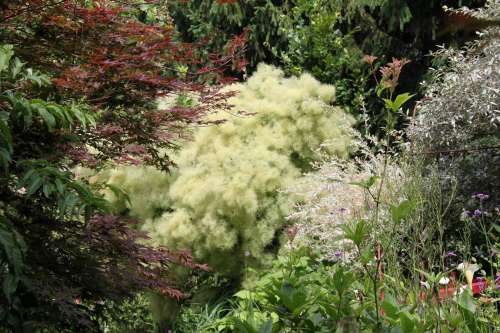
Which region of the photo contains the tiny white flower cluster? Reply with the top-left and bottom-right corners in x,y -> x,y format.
286,135 -> 405,262
408,32 -> 500,151
407,0 -> 500,210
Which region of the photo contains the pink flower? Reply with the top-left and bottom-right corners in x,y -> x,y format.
363,55 -> 378,65
379,58 -> 411,94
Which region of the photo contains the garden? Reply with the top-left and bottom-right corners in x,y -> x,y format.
0,0 -> 499,332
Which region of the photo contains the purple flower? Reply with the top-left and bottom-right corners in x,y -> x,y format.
444,251 -> 457,258
472,193 -> 490,201
495,276 -> 500,290
473,209 -> 482,218
460,210 -> 472,220
334,250 -> 343,258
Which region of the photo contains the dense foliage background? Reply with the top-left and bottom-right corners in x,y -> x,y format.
168,0 -> 487,119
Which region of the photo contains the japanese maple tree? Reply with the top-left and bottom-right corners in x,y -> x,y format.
0,0 -> 245,331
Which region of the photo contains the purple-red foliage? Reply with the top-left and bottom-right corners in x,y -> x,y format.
1,0 -> 247,171
86,215 -> 209,300
0,1 -> 246,330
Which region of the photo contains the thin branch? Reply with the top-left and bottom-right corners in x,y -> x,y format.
0,0 -> 66,23
421,145 -> 500,156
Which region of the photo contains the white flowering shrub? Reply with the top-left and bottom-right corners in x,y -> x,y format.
285,137 -> 405,262
103,64 -> 355,276
408,1 -> 500,215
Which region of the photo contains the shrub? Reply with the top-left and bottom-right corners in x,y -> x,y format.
105,64 -> 354,278
280,1 -> 367,113
285,136 -> 405,263
147,64 -> 353,274
98,294 -> 157,333
408,1 -> 500,226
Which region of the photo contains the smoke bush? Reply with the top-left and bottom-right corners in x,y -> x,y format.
100,166 -> 174,221
105,64 -> 355,275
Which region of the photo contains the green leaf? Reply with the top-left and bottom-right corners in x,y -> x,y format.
0,218 -> 25,304
72,107 -> 88,129
26,175 -> 43,196
37,107 -> 56,131
0,220 -> 25,273
2,275 -> 18,304
277,281 -> 308,313
0,44 -> 14,73
46,104 -> 67,127
259,320 -> 273,333
383,98 -> 395,111
55,178 -> 65,194
42,183 -> 55,198
0,148 -> 11,170
399,311 -> 415,333
331,267 -> 354,295
389,200 -> 415,224
456,289 -> 476,314
376,84 -> 387,97
0,117 -> 12,168
235,290 -> 253,300
385,93 -> 415,112
19,168 -> 36,186
381,293 -> 399,319
22,104 -> 33,127
341,219 -> 369,247
23,68 -> 50,87
231,317 -> 259,333
10,57 -> 24,78
104,183 -> 131,205
350,175 -> 378,190
0,117 -> 12,149
414,269 -> 443,285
